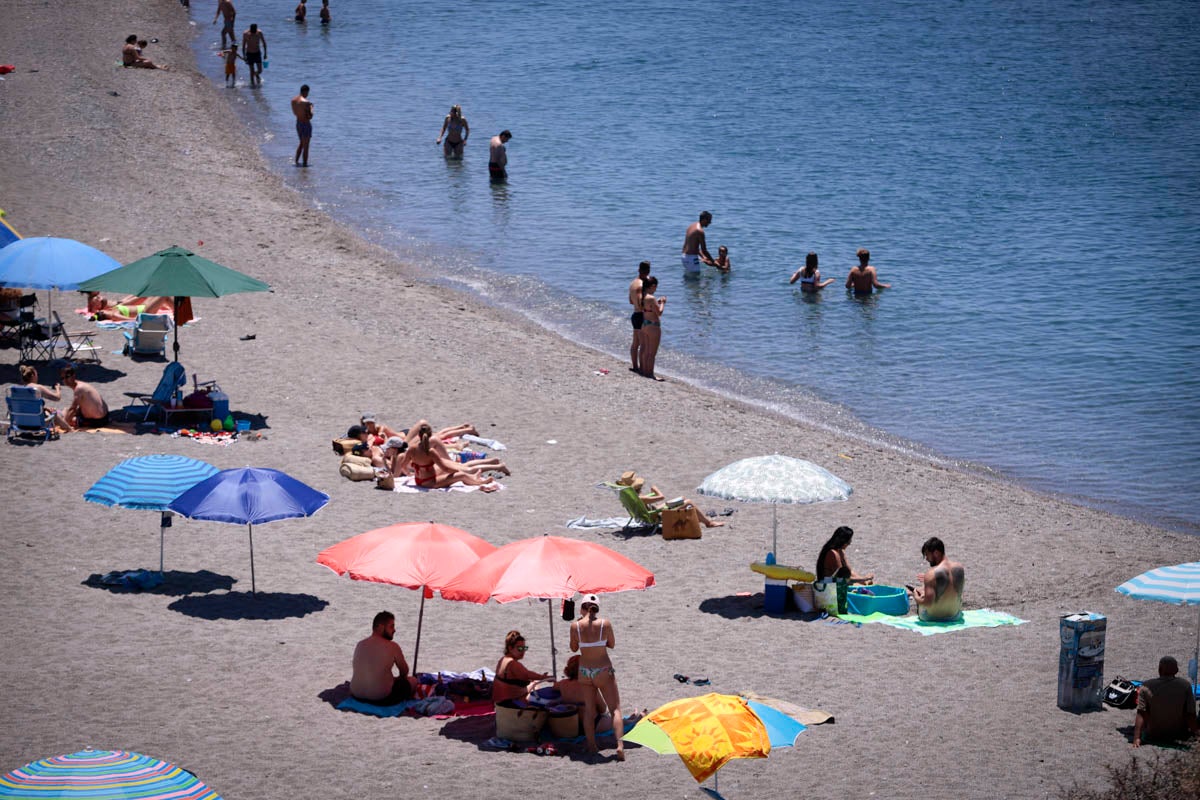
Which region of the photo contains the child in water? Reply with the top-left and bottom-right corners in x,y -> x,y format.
713,246 -> 731,272
219,43 -> 242,87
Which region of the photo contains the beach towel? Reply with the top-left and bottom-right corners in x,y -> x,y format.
390,476 -> 505,494
337,696 -> 421,717
565,515 -> 637,530
461,433 -> 507,451
835,608 -> 1026,635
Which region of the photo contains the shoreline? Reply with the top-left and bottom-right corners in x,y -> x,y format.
3,3 -> 1200,799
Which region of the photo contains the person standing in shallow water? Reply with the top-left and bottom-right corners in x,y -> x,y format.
295,0 -> 307,22
489,130 -> 512,182
436,105 -> 469,159
241,23 -> 267,87
320,0 -> 331,25
681,211 -> 716,276
292,84 -> 313,166
628,260 -> 651,373
845,247 -> 890,294
639,276 -> 665,381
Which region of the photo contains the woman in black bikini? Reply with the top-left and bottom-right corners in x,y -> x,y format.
789,251 -> 835,292
570,594 -> 624,760
492,630 -> 551,703
639,277 -> 665,381
436,104 -> 470,159
815,525 -> 874,584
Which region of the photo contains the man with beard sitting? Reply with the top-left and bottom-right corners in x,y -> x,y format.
350,611 -> 418,705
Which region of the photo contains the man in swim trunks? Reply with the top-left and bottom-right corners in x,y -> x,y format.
292,84 -> 313,167
845,247 -> 891,294
241,23 -> 267,87
489,130 -> 512,182
213,0 -> 237,50
681,211 -> 716,275
350,611 -> 417,705
628,260 -> 651,373
59,365 -> 109,429
907,537 -> 964,621
295,0 -> 307,22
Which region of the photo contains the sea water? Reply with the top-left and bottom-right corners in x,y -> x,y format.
191,0 -> 1200,532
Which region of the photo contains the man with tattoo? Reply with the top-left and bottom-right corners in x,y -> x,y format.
907,537 -> 964,621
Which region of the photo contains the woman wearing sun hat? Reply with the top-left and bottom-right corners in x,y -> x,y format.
570,594 -> 624,760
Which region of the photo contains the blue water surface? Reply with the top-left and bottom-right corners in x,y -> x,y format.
191,0 -> 1200,531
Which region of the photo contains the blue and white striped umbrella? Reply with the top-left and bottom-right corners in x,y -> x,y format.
84,455 -> 218,573
1117,562 -> 1200,684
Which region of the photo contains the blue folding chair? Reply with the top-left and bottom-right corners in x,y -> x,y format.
123,312 -> 172,358
124,362 -> 188,423
7,385 -> 57,443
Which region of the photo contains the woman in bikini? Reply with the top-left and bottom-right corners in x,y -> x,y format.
492,630 -> 551,703
815,525 -> 874,585
639,276 -> 665,381
570,594 -> 624,760
789,251 -> 835,293
436,105 -> 469,159
400,423 -> 496,489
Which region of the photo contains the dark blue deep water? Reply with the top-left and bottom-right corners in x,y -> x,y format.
192,0 -> 1200,531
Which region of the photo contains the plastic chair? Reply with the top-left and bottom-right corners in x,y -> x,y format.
123,312 -> 173,357
52,311 -> 102,365
6,385 -> 57,443
618,486 -> 662,533
124,362 -> 188,423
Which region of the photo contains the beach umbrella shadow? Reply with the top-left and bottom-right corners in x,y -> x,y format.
168,590 -> 328,620
317,680 -> 352,709
81,568 -> 236,596
698,593 -> 822,623
438,715 -> 501,748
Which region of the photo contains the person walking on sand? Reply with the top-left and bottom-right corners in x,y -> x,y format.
295,0 -> 307,22
639,276 -> 665,381
681,211 -> 716,276
790,252 -> 834,292
570,595 -> 625,761
489,130 -> 511,182
320,0 -> 331,25
907,537 -> 964,621
292,84 -> 313,167
213,0 -> 237,50
846,247 -> 890,295
350,611 -> 418,705
628,260 -> 651,373
241,23 -> 267,86
436,105 -> 469,159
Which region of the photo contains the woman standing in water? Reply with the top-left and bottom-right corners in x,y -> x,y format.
436,105 -> 470,159
639,276 -> 665,381
790,251 -> 835,292
570,595 -> 624,760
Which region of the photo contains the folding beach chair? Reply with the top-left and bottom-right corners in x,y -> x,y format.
123,312 -> 172,358
0,293 -> 37,344
17,310 -> 56,362
6,385 -> 57,443
124,361 -> 187,423
618,486 -> 662,534
52,311 -> 102,365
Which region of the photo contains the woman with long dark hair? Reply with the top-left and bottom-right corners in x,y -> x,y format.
815,525 -> 874,584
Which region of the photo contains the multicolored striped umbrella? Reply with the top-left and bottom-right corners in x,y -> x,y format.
84,455 -> 219,573
1117,562 -> 1200,683
0,749 -> 222,798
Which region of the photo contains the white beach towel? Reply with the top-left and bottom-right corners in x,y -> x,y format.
565,516 -> 637,530
461,434 -> 507,451
391,476 -> 506,494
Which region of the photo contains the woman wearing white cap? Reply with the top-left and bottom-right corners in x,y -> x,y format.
570,594 -> 624,760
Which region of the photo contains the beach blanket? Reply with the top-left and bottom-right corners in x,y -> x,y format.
337,696 -> 420,717
835,608 -> 1026,635
565,515 -> 637,530
170,430 -> 237,447
391,476 -> 505,494
337,695 -> 496,719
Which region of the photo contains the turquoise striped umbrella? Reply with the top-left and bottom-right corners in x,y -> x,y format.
84,455 -> 219,573
1117,562 -> 1200,683
0,749 -> 221,798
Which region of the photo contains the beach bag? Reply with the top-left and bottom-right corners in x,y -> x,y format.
494,699 -> 548,742
332,437 -> 360,455
792,582 -> 815,613
662,505 -> 702,540
339,453 -> 375,482
547,705 -> 581,738
1103,677 -> 1138,709
376,473 -> 395,490
813,579 -> 848,614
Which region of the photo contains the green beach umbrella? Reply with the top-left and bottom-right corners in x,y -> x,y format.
79,245 -> 271,361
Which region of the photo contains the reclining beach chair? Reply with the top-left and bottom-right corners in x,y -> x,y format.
6,385 -> 57,443
52,311 -> 102,365
123,312 -> 173,358
618,486 -> 662,533
124,362 -> 187,423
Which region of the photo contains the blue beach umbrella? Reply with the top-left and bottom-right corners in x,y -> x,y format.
1117,562 -> 1200,682
0,748 -> 221,798
0,236 -> 120,321
169,467 -> 330,594
84,455 -> 219,573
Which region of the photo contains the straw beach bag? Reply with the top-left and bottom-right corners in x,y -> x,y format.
494,700 -> 548,742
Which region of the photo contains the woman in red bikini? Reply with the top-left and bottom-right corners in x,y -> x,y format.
403,423 -> 496,489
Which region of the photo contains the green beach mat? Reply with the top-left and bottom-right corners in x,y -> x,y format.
835,608 -> 1026,635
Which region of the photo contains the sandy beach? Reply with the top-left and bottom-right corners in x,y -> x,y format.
1,2 -> 1198,798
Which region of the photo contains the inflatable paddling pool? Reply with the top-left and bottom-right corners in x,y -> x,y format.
846,585 -> 910,616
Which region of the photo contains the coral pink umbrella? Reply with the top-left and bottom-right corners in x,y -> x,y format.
316,521 -> 496,672
440,534 -> 655,675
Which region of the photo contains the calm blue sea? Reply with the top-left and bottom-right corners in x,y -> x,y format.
191,0 -> 1200,532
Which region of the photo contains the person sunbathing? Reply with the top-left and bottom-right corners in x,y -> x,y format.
636,479 -> 724,528
395,423 -> 497,490
492,630 -> 551,703
87,293 -> 174,321
346,425 -> 385,467
402,420 -> 509,476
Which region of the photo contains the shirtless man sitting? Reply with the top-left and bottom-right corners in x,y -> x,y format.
59,366 -> 109,429
350,611 -> 418,705
907,537 -> 964,621
122,34 -> 167,70
846,247 -> 891,294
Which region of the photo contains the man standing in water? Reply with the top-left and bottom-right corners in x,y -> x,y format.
908,537 -> 964,621
628,260 -> 651,373
845,247 -> 891,294
681,211 -> 716,276
291,85 -> 313,167
489,130 -> 512,182
213,0 -> 237,50
241,23 -> 267,87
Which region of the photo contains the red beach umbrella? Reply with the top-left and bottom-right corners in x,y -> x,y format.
440,534 -> 655,675
317,521 -> 497,672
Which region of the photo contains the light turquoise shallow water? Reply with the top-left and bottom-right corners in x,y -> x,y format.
190,0 -> 1200,531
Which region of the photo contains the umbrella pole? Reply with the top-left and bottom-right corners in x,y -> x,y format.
772,504 -> 778,558
1194,606 -> 1199,684
413,587 -> 426,675
159,511 -> 169,574
548,600 -> 558,679
248,523 -> 256,595
172,297 -> 181,363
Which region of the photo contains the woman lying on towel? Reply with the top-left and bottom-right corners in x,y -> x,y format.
492,630 -> 551,703
390,423 -> 499,490
383,420 -> 509,477
816,525 -> 874,585
86,293 -> 174,321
